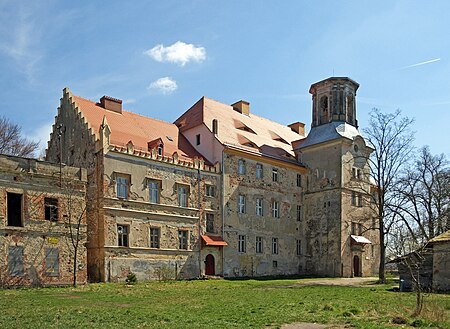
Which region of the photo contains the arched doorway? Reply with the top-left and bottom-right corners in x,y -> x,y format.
205,254 -> 215,275
353,255 -> 361,277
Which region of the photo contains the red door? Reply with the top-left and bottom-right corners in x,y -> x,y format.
205,254 -> 215,275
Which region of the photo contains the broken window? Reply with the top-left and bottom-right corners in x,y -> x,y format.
150,227 -> 160,248
296,174 -> 302,187
206,213 -> 214,233
8,246 -> 24,276
7,192 -> 22,227
357,193 -> 363,207
45,248 -> 59,277
117,224 -> 129,247
273,260 -> 278,268
351,191 -> 357,206
179,230 -> 189,249
238,159 -> 246,175
44,198 -> 58,221
238,235 -> 246,253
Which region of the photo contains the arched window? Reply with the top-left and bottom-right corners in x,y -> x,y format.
212,119 -> 218,135
157,143 -> 163,156
320,96 -> 328,124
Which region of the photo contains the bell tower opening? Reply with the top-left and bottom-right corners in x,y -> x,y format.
310,77 -> 359,128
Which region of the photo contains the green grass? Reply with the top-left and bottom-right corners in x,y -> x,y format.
0,278 -> 448,328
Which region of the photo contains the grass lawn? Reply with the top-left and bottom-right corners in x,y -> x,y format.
0,278 -> 448,328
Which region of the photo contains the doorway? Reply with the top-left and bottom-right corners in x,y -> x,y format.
353,255 -> 361,277
205,254 -> 215,275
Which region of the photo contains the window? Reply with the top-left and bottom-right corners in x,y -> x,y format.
196,134 -> 201,145
45,248 -> 59,277
352,168 -> 356,179
357,193 -> 363,207
296,174 -> 302,187
8,246 -> 24,276
117,225 -> 129,247
148,180 -> 160,203
256,163 -> 263,179
238,159 -> 246,175
296,240 -> 302,256
178,185 -> 188,207
157,143 -> 164,156
255,198 -> 263,216
272,168 -> 279,182
296,205 -> 302,221
205,185 -> 215,197
272,237 -> 278,254
238,235 -> 246,253
116,174 -> 129,199
150,227 -> 160,248
256,236 -> 263,253
44,198 -> 58,221
212,119 -> 218,135
273,260 -> 278,268
238,195 -> 246,214
206,213 -> 214,233
7,192 -> 22,227
352,168 -> 362,180
179,230 -> 189,249
351,191 -> 356,206
272,201 -> 279,218
351,222 -> 363,235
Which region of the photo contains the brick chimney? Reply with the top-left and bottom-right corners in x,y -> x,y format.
100,96 -> 122,113
288,122 -> 305,136
231,100 -> 250,116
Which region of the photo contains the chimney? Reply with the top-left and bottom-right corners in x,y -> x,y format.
231,100 -> 250,116
288,122 -> 305,136
100,96 -> 122,113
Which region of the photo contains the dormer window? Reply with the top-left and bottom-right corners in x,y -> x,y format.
212,119 -> 218,135
157,143 -> 164,156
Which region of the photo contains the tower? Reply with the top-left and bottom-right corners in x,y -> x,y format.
295,77 -> 379,277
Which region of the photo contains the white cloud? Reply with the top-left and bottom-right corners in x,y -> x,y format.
148,77 -> 178,95
400,58 -> 441,70
144,41 -> 206,66
27,122 -> 53,158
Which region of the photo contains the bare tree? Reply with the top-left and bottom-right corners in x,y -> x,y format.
0,115 -> 39,157
395,147 -> 449,243
363,109 -> 415,283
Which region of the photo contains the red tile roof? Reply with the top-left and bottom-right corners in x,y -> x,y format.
70,93 -> 202,161
201,235 -> 228,246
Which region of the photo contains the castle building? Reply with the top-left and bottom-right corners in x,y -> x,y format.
45,76 -> 379,282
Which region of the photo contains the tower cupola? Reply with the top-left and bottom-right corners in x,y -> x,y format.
309,77 -> 359,128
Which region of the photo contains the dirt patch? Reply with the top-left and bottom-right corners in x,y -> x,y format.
264,277 -> 378,290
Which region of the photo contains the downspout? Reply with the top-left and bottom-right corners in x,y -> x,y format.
221,147 -> 225,276
197,165 -> 202,278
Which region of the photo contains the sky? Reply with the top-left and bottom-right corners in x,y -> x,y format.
0,0 -> 449,157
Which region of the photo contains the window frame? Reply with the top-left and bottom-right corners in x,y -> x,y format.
147,179 -> 160,204
238,194 -> 246,214
44,197 -> 59,222
272,237 -> 279,254
117,224 -> 129,247
238,235 -> 246,253
296,239 -> 302,256
272,200 -> 279,218
177,184 -> 189,207
179,230 -> 189,250
150,227 -> 160,248
205,184 -> 215,197
255,197 -> 263,216
296,174 -> 302,187
45,248 -> 60,277
116,174 -> 130,200
196,134 -> 201,146
296,205 -> 302,221
238,159 -> 246,175
7,192 -> 23,227
256,236 -> 263,254
272,168 -> 279,182
256,163 -> 263,179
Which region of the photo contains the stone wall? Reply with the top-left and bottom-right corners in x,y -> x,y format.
0,155 -> 87,287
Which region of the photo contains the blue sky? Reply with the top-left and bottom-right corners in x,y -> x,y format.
0,0 -> 449,156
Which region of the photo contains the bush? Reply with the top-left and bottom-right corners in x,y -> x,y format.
125,272 -> 137,285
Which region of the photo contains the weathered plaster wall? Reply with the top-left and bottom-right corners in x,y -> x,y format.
432,242 -> 450,292
0,155 -> 87,287
222,151 -> 305,277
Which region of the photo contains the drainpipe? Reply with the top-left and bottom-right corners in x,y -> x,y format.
221,148 -> 225,277
197,165 -> 202,278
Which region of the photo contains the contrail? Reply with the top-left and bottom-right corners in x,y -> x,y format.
401,58 -> 441,69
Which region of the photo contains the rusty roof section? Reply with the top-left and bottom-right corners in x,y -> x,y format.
69,92 -> 204,162
428,230 -> 450,244
175,96 -> 305,160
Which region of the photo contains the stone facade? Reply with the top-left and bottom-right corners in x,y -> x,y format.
0,154 -> 87,287
44,76 -> 379,282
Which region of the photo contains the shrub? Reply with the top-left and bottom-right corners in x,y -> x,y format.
125,272 -> 137,285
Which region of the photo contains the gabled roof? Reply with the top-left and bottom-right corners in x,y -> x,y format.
175,96 -> 304,160
69,92 -> 202,161
428,230 -> 450,244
